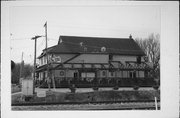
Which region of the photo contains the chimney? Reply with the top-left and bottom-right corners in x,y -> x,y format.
58,36 -> 63,44
129,34 -> 132,39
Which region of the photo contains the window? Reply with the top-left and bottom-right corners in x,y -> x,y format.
129,72 -> 133,78
81,72 -> 95,78
137,56 -> 141,64
110,72 -> 114,76
133,71 -> 136,78
102,71 -> 106,76
74,72 -> 78,78
129,71 -> 136,78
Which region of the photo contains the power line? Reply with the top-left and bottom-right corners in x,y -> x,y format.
11,38 -> 32,40
37,38 -> 45,51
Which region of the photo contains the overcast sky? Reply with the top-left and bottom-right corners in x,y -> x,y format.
10,4 -> 161,64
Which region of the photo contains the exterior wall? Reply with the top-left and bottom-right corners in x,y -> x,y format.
54,70 -> 75,78
69,54 -> 108,63
139,71 -> 144,78
98,70 -> 144,78
39,54 -> 145,66
122,71 -> 128,78
39,56 -> 48,66
39,69 -> 145,80
108,71 -> 115,78
38,54 -> 108,66
113,55 -> 145,63
38,54 -> 76,66
117,71 -> 123,78
38,71 -> 47,80
38,53 -> 146,79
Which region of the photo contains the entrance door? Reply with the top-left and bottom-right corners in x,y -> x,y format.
73,72 -> 78,84
74,72 -> 78,78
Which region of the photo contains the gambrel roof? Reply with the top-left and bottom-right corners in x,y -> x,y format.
40,35 -> 145,57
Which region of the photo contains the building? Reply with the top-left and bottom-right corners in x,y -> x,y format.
36,35 -> 154,88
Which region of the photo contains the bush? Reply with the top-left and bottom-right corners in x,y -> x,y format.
93,87 -> 99,91
153,85 -> 159,90
69,84 -> 76,93
113,86 -> 119,90
133,85 -> 139,90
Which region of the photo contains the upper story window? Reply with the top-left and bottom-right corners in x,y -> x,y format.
102,71 -> 106,76
110,72 -> 114,76
137,56 -> 141,64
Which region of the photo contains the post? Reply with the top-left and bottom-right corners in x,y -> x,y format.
34,38 -> 37,93
31,35 -> 43,93
19,52 -> 24,86
33,38 -> 37,82
45,21 -> 47,51
44,22 -> 50,90
154,97 -> 158,110
20,52 -> 24,78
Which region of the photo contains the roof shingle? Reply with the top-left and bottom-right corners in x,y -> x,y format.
45,35 -> 145,56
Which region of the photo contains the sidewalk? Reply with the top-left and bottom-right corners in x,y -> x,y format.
35,87 -> 154,93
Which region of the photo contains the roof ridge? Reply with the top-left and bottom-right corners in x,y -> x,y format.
60,35 -> 130,40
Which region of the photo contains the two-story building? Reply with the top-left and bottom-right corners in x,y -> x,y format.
36,35 -> 154,88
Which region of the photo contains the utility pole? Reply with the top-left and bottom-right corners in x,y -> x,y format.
19,52 -> 24,78
19,52 -> 24,87
31,35 -> 44,93
44,21 -> 50,90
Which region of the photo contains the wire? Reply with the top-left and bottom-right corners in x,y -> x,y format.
37,39 -> 45,51
11,38 -> 32,40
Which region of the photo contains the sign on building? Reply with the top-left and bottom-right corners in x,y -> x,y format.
37,91 -> 46,97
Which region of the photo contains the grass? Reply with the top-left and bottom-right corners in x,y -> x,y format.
11,85 -> 21,93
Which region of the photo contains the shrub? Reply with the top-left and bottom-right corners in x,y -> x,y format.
93,87 -> 99,91
69,84 -> 76,93
153,85 -> 159,90
113,86 -> 119,90
133,85 -> 139,90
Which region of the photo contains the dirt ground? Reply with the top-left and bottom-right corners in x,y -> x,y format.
12,89 -> 160,104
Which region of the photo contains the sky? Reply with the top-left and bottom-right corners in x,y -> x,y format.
10,4 -> 161,64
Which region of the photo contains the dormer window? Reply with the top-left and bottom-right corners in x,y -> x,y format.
80,42 -> 83,46
101,47 -> 106,52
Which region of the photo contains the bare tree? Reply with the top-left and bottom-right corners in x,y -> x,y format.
11,63 -> 33,84
135,33 -> 160,79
